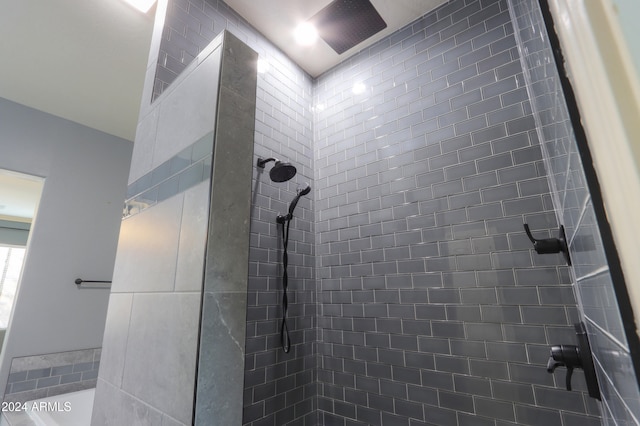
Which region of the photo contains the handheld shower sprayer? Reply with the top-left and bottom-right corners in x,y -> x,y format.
277,184 -> 311,224
291,184 -> 312,211
277,184 -> 311,353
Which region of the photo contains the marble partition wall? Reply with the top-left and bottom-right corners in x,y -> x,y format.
93,30 -> 257,426
194,32 -> 258,425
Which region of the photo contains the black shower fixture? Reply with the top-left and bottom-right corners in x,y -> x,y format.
523,223 -> 571,265
257,157 -> 297,182
547,322 -> 601,400
277,184 -> 311,353
277,184 -> 311,224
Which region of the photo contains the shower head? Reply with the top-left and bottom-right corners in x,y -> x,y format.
270,161 -> 297,183
257,157 -> 297,183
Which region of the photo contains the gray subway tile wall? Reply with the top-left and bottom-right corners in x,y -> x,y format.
313,0 -> 600,424
4,348 -> 100,403
509,0 -> 640,424
151,0 -> 639,424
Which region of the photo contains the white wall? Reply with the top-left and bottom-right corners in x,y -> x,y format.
0,97 -> 132,398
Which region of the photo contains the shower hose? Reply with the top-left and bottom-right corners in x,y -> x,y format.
276,184 -> 310,354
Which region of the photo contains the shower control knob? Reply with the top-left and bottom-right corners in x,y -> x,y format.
547,344 -> 579,391
546,322 -> 602,400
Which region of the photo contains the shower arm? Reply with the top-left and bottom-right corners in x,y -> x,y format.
256,157 -> 276,168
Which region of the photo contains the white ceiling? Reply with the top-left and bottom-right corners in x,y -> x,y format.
0,0 -> 155,141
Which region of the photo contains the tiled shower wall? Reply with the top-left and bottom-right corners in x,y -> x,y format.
153,1 -> 317,425
313,0 -> 601,424
147,0 -> 640,425
92,30 -> 223,425
4,348 -> 100,403
509,0 -> 640,423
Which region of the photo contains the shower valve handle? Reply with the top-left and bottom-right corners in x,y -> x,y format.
547,344 -> 579,391
546,322 -> 601,400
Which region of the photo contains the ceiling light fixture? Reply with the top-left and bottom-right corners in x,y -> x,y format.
294,22 -> 318,46
122,0 -> 156,13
